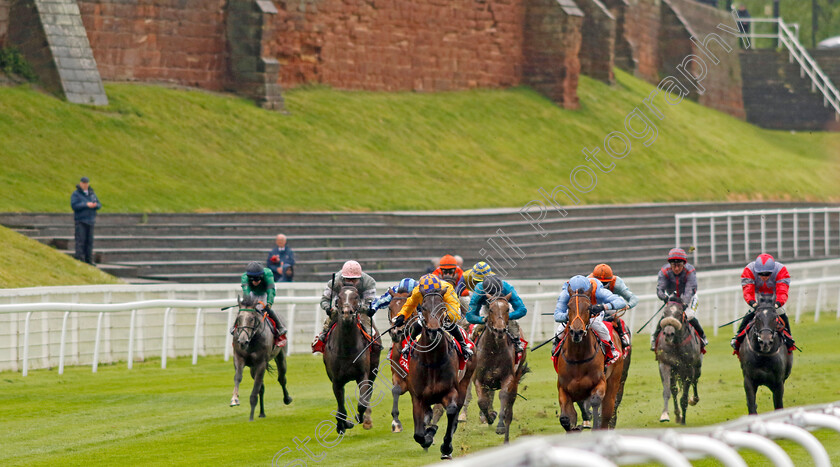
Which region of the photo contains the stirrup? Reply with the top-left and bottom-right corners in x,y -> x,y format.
311,336 -> 325,353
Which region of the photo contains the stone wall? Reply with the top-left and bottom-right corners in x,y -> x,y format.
522,0 -> 583,108
0,0 -> 9,46
577,0 -> 615,84
270,0 -> 527,92
77,0 -> 227,89
623,0 -> 661,83
664,0 -> 744,118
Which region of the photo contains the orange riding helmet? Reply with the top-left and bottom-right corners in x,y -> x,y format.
589,263 -> 616,290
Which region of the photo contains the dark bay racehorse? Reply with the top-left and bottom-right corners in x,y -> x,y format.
387,289 -> 411,433
473,293 -> 529,443
739,300 -> 793,414
323,286 -> 382,434
406,292 -> 475,460
556,290 -> 624,431
230,297 -> 292,421
654,298 -> 702,424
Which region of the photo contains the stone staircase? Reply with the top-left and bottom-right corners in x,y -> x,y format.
1,202 -> 833,284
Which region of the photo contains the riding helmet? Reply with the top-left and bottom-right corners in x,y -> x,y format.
667,248 -> 687,263
754,253 -> 776,274
483,275 -> 504,296
396,277 -> 418,294
419,274 -> 442,294
439,254 -> 458,269
246,261 -> 264,277
567,275 -> 592,292
341,260 -> 363,279
471,261 -> 494,280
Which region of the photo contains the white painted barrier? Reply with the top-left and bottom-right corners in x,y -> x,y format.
2,259 -> 840,374
439,402 -> 840,466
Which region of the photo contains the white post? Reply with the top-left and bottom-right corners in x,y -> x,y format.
760,214 -> 767,253
727,215 -> 733,263
127,310 -> 136,369
224,308 -> 234,362
713,294 -> 720,336
732,293 -> 740,334
777,213 -> 783,257
530,300 -> 540,344
92,312 -> 104,373
58,311 -> 70,375
809,210 -> 815,257
675,216 -> 681,248
192,309 -> 202,365
692,217 -> 699,265
815,284 -> 824,322
825,211 -> 830,256
161,307 -> 172,369
22,311 -> 32,377
710,218 -> 716,264
794,211 -> 800,258
744,215 -> 750,260
795,288 -> 805,324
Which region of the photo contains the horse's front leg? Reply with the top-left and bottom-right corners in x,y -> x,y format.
440,388 -> 460,460
557,387 -> 577,432
459,380 -> 472,422
474,379 -> 494,425
679,378 -> 690,425
577,401 -> 592,429
743,376 -> 758,414
670,370 -> 681,423
411,396 -> 432,450
355,375 -> 374,430
391,380 -> 404,432
658,362 -> 671,422
771,380 -> 785,410
497,374 -> 516,442
333,381 -> 354,434
249,362 -> 267,421
689,362 -> 701,406
590,379 -> 606,430
231,354 -> 244,407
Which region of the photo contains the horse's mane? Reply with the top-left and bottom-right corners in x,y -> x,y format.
240,295 -> 258,309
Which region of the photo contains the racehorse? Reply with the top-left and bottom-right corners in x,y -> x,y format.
579,308 -> 632,429
472,293 -> 529,443
229,296 -> 292,421
387,289 -> 411,433
739,297 -> 793,414
555,289 -> 624,431
405,291 -> 475,460
322,286 -> 382,434
654,297 -> 702,424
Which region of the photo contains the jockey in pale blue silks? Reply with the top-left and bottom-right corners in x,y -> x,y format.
370,278 -> 419,314
554,275 -> 627,365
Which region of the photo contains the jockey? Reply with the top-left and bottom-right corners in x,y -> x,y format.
240,261 -> 284,340
589,263 -> 637,348
554,275 -> 626,365
432,254 -> 470,296
369,277 -> 419,314
311,260 -> 377,353
731,253 -> 794,351
466,275 -> 527,357
393,274 -> 474,360
652,248 -> 707,351
462,261 -> 494,294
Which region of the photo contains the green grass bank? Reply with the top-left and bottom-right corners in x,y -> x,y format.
2,318 -> 839,466
0,69 -> 838,213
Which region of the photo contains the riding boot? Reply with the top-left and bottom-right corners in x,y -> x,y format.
650,321 -> 662,351
311,314 -> 332,353
731,310 -> 755,350
447,323 -> 473,360
265,307 -> 285,337
779,313 -> 795,349
688,317 -> 708,347
401,322 -> 421,358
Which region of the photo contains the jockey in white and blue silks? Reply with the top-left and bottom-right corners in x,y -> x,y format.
369,278 -> 418,315
554,275 -> 627,365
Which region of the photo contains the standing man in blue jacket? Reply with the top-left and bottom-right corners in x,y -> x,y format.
70,176 -> 101,265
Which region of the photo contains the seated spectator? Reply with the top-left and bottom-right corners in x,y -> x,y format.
454,255 -> 464,269
267,234 -> 295,282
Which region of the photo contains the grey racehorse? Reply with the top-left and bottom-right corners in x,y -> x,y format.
654,298 -> 702,425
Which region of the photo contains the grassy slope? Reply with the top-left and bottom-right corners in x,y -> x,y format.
0,225 -> 119,288
2,318 -> 839,466
0,70 -> 838,213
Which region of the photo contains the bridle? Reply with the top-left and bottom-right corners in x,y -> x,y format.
748,308 -> 781,353
230,308 -> 265,343
486,295 -> 510,334
336,287 -> 362,317
568,292 -> 592,335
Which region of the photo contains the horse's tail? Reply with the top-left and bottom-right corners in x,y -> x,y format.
517,361 -> 531,382
266,359 -> 276,375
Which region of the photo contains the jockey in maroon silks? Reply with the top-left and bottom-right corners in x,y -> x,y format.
731,253 -> 795,352
651,248 -> 707,352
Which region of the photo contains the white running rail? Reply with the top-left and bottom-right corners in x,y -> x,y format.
739,17 -> 840,120
439,402 -> 840,466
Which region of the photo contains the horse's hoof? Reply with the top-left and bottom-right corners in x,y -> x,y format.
441,454 -> 452,460
458,411 -> 467,422
689,396 -> 699,406
660,412 -> 670,423
478,412 -> 487,424
581,420 -> 592,429
363,419 -> 373,430
487,411 -> 497,424
560,415 -> 571,431
392,421 -> 402,433
259,413 -> 266,418
230,398 -> 239,407
495,424 -> 506,435
283,396 -> 293,405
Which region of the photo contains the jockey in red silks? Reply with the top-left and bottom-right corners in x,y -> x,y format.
731,253 -> 794,352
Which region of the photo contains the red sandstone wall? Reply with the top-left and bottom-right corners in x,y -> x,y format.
0,0 -> 9,47
270,0 -> 525,92
624,0 -> 661,83
77,0 -> 227,90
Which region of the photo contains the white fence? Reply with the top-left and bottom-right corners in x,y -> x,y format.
2,259 -> 840,375
440,401 -> 840,466
675,207 -> 840,265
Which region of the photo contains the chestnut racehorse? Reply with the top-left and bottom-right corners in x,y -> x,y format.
555,289 -> 624,431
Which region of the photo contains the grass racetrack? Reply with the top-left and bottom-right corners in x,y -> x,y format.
3,317 -> 840,466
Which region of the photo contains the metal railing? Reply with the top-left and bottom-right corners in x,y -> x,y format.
738,17 -> 840,120
440,402 -> 840,466
675,206 -> 840,266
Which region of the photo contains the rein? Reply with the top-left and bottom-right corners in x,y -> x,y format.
486,296 -> 510,334
568,292 -> 592,333
230,308 -> 266,343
